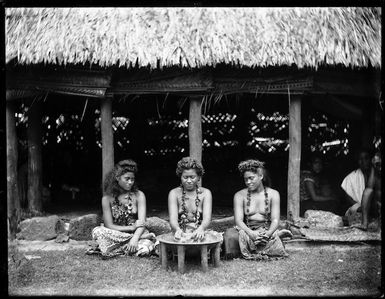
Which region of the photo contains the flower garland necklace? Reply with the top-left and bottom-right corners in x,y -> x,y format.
246,186 -> 269,229
122,192 -> 134,214
179,186 -> 201,232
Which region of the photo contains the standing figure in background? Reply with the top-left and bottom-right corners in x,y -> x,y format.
87,160 -> 157,259
300,154 -> 340,216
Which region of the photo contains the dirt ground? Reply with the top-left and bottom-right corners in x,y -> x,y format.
8,240 -> 382,297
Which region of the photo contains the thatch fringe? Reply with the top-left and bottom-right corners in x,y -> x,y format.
6,7 -> 381,69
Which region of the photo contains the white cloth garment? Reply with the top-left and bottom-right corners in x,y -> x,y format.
341,168 -> 366,206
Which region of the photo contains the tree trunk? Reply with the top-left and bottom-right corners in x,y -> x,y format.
101,97 -> 114,185
287,95 -> 301,221
6,101 -> 21,239
27,100 -> 43,214
189,97 -> 203,185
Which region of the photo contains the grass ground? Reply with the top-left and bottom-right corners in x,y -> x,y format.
8,242 -> 382,296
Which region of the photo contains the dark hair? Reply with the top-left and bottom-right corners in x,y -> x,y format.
301,152 -> 323,169
176,157 -> 205,177
103,159 -> 138,197
309,153 -> 323,164
238,159 -> 271,187
354,147 -> 372,160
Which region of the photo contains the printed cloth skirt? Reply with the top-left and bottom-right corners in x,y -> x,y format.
224,220 -> 291,260
87,226 -> 157,259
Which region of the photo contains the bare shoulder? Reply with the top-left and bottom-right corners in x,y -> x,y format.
135,190 -> 146,200
234,189 -> 247,201
169,187 -> 181,197
266,187 -> 280,198
200,187 -> 212,196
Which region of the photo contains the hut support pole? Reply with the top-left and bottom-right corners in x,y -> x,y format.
101,97 -> 114,184
188,97 -> 203,185
188,97 -> 203,163
27,101 -> 43,214
6,101 -> 20,239
287,95 -> 302,221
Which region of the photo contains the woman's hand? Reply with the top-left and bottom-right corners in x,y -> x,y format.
249,231 -> 270,243
192,227 -> 205,241
124,236 -> 139,254
174,229 -> 183,240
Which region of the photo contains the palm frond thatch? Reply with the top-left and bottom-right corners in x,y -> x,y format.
5,7 -> 381,69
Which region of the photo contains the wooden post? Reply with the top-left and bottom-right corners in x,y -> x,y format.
101,97 -> 114,184
200,245 -> 208,272
188,97 -> 203,163
6,101 -> 21,239
287,95 -> 301,221
160,243 -> 168,269
177,245 -> 186,274
212,243 -> 221,267
189,97 -> 203,186
27,100 -> 43,214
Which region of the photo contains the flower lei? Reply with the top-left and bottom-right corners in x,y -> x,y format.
246,186 -> 270,229
123,193 -> 134,214
179,186 -> 201,232
112,193 -> 134,225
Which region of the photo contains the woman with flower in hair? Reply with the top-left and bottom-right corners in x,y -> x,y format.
87,160 -> 157,259
168,157 -> 222,242
223,159 -> 291,260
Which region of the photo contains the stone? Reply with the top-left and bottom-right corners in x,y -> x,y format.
145,217 -> 172,236
55,233 -> 70,243
16,215 -> 65,241
304,210 -> 344,228
69,214 -> 101,241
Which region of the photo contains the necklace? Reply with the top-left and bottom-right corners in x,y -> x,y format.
246,186 -> 269,229
122,193 -> 134,215
179,186 -> 201,232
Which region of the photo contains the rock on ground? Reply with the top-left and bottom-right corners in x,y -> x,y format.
69,214 -> 101,241
145,217 -> 172,235
16,215 -> 65,241
304,210 -> 343,228
55,233 -> 70,243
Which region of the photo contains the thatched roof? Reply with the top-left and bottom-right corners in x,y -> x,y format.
6,7 -> 381,69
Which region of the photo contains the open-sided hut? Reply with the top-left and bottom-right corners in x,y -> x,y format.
6,7 -> 382,237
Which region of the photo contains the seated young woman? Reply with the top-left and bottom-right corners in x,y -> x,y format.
87,160 -> 157,259
300,154 -> 341,216
223,159 -> 291,260
168,157 -> 222,243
